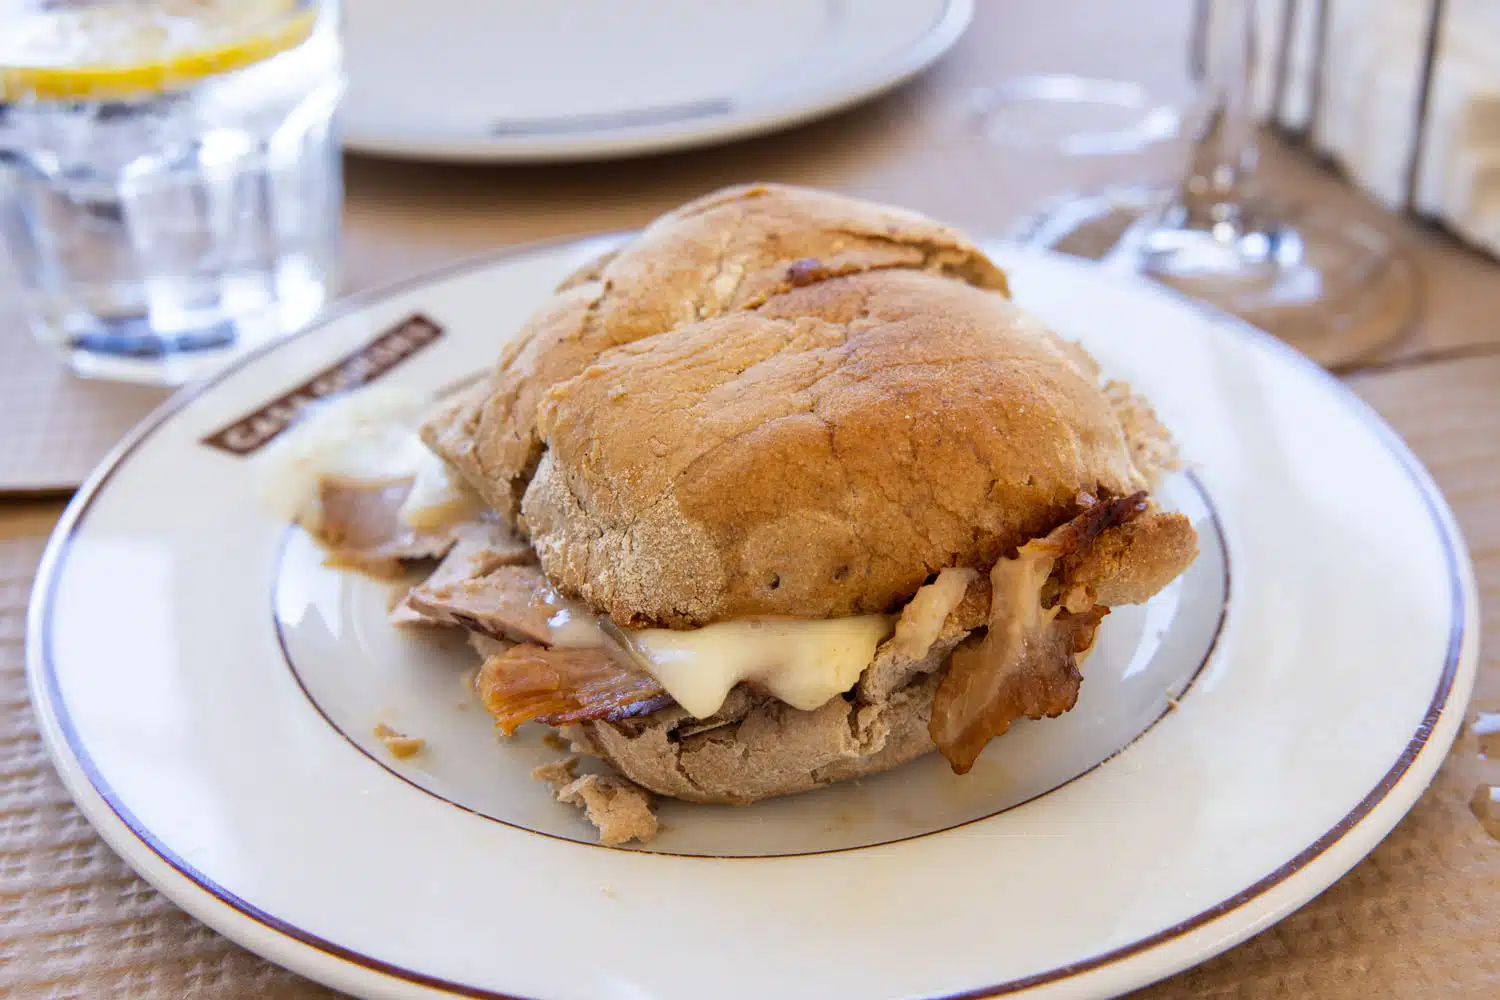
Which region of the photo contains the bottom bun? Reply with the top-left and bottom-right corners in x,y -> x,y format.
568,633 -> 967,805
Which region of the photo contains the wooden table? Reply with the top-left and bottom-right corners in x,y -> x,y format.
3,2 -> 1497,997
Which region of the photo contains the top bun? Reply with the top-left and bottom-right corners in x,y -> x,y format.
421,183 -> 1007,522
424,184 -> 1163,628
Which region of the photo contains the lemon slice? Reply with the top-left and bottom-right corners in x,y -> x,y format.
1,0 -> 318,102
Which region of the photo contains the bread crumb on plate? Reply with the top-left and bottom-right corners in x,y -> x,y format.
532,757 -> 659,846
460,665 -> 480,691
373,723 -> 425,759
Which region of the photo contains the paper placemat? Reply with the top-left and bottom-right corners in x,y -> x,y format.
1,535 -> 1495,998
0,288 -> 171,495
0,220 -> 483,496
0,536 -> 332,998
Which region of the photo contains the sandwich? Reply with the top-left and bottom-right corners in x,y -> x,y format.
267,184 -> 1199,845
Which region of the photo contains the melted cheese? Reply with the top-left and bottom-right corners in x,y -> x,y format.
505,585 -> 890,719
255,386 -> 481,532
892,567 -> 977,658
623,616 -> 894,718
534,587 -> 615,650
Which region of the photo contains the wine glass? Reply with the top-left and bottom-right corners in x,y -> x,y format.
995,0 -> 1419,369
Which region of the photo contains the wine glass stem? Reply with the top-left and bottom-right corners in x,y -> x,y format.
1174,0 -> 1261,230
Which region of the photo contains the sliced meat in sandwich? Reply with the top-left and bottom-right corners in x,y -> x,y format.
392,183 -> 1199,803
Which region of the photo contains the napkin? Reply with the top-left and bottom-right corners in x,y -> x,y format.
1250,0 -> 1500,257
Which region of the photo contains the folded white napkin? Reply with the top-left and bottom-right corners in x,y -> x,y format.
1251,0 -> 1500,257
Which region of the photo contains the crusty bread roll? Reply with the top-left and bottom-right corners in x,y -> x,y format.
414,183 -> 1197,811
420,182 -> 1008,530
525,267 -> 1145,628
426,183 -> 1150,629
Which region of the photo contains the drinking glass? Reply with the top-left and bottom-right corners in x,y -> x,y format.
996,0 -> 1419,369
970,73 -> 1194,261
0,0 -> 344,385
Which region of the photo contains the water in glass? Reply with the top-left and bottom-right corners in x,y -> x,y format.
0,2 -> 343,384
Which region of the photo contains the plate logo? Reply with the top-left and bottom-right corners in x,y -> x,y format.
202,314 -> 443,456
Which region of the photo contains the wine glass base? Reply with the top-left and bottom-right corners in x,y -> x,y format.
1012,189 -> 1421,369
1010,185 -> 1170,261
969,76 -> 1183,157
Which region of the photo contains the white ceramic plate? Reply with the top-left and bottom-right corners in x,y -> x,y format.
28,240 -> 1478,1000
341,0 -> 971,162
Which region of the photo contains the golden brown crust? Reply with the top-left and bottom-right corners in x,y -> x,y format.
421,182 -> 1187,632
420,183 -> 1008,525
1104,380 -> 1180,487
526,269 -> 1141,627
1061,509 -> 1199,607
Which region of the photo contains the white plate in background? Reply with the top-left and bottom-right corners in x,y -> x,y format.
27,240 -> 1478,999
341,0 -> 971,161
